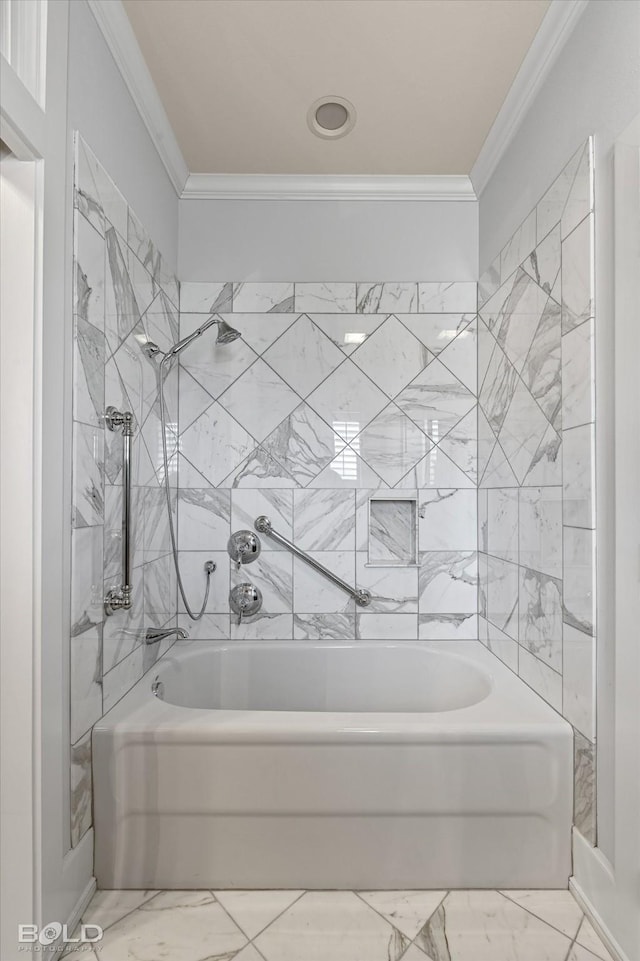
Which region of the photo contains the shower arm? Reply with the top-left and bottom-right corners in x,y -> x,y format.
104,406 -> 134,616
254,516 -> 372,607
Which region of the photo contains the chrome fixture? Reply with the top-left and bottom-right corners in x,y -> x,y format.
151,676 -> 165,699
145,626 -> 190,645
227,530 -> 261,569
255,515 -> 372,607
104,406 -> 135,616
153,318 -> 242,620
229,582 -> 263,624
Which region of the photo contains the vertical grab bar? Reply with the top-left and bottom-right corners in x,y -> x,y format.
104,406 -> 135,616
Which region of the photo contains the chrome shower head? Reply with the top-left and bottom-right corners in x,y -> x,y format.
216,319 -> 242,345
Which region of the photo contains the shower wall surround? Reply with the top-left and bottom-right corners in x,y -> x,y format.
176,281 -> 479,643
477,139 -> 597,844
70,136 -> 180,847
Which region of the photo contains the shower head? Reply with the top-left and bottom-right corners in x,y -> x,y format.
215,319 -> 242,345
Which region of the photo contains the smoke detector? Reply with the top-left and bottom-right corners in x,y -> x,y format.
307,96 -> 356,140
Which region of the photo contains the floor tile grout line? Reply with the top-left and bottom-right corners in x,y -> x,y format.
497,890 -> 585,943
81,889 -> 163,934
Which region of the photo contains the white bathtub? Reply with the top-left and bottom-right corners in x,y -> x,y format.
93,640 -> 572,890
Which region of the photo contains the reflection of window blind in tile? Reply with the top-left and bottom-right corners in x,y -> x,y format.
333,422 -> 361,480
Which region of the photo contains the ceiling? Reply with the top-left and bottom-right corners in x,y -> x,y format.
122,0 -> 550,176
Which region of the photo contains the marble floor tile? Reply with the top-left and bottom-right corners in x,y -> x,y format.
214,890 -> 304,940
254,890 -> 409,961
95,891 -> 248,961
575,917 -> 615,961
416,890 -> 573,961
499,890 -> 583,939
83,889 -> 159,931
357,890 -> 447,940
567,945 -> 605,961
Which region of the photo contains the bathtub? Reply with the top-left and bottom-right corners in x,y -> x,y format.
93,640 -> 572,890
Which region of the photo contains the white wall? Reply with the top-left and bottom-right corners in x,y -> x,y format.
179,198 -> 478,281
67,0 -> 179,269
475,1 -> 640,951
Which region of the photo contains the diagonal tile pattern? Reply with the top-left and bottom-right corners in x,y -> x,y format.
75,887 -> 614,961
263,315 -> 345,397
351,315 -> 432,399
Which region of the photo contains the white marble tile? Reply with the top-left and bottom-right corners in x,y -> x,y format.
308,313 -> 386,355
179,401 -> 257,486
397,443 -> 475,489
401,945 -> 431,960
177,489 -> 230,550
255,890 -> 409,961
70,732 -> 92,846
293,489 -> 355,550
493,270 -> 549,376
102,565 -> 144,672
356,553 -> 419,612
223,313 -> 298,355
83,890 -> 160,932
368,497 -> 417,563
72,422 -> 104,528
519,568 -> 563,671
178,612 -> 230,640
356,282 -> 418,313
395,357 -> 476,442
75,212 -> 106,330
232,551 -> 293,615
437,406 -> 477,483
398,313 -> 476,355
419,551 -> 477,614
306,359 -> 389,442
521,297 -> 562,429
419,612 -> 478,640
500,209 -> 537,282
477,406 -> 496,482
486,555 -> 519,639
74,135 -> 106,235
481,438 -> 519,488
102,645 -> 144,713
351,315 -> 432,399
523,224 -> 561,298
481,617 -> 519,672
418,489 -> 477,551
537,143 -> 583,243
179,281 -> 233,314
563,623 -> 595,739
357,403 -> 431,486
518,647 -> 563,712
575,917 -> 614,961
261,403 -> 346,486
498,890 -> 583,940
519,487 -> 563,577
294,613 -> 356,639
418,282 -> 477,313
96,892 -> 248,961
71,527 -> 104,638
478,273 -> 515,334
140,288 -> 179,354
416,890 -> 572,961
574,731 -> 596,843
214,890 -> 304,940
437,318 -> 477,393
563,526 -> 595,635
562,319 -> 594,429
358,891 -> 447,940
143,553 -> 177,627
293,551 -> 355,614
232,489 -> 292,550
479,341 -> 519,436
230,612 -> 293,639
498,379 -> 553,485
177,551 -> 229,613
176,453 -> 214,489
178,368 -> 215,433
356,612 -> 418,639
479,255 -> 501,306
74,317 -> 105,428
561,214 -> 594,333
561,140 -> 593,239
179,316 -> 258,399
567,945 -> 607,961
484,488 -> 517,562
478,487 -> 488,552
233,282 -> 294,313
563,424 -> 595,528
263,315 -> 344,397
523,421 -> 562,487
295,283 -> 356,313
224,445 -> 299,489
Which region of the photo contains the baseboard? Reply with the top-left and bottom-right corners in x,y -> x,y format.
570,831 -> 632,961
48,876 -> 97,956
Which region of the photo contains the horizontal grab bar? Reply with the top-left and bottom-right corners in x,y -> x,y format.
254,515 -> 372,607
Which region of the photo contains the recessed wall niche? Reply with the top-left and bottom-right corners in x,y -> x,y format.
368,494 -> 417,566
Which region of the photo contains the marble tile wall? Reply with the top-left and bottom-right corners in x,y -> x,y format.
478,138 -> 596,844
70,135 -> 180,848
176,282 -> 479,644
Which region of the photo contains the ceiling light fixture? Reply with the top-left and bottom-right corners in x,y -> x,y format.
307,96 -> 356,140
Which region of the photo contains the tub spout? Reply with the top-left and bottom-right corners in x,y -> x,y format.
145,627 -> 188,645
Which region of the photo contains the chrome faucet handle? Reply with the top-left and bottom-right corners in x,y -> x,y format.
227,530 -> 261,566
229,582 -> 263,625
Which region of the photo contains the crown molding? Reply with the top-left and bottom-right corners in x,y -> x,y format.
181,173 -> 477,202
470,0 -> 589,197
87,0 -> 189,195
